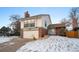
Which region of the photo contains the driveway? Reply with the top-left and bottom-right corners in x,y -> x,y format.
0,38 -> 33,52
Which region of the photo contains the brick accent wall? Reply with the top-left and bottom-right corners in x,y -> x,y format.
55,27 -> 66,36
20,29 -> 23,38
39,28 -> 48,38
55,27 -> 61,35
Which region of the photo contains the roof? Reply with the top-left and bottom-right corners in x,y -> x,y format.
48,24 -> 65,29
20,14 -> 50,21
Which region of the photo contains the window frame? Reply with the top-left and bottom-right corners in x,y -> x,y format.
24,23 -> 35,28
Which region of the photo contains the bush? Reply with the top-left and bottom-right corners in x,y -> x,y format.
33,37 -> 37,40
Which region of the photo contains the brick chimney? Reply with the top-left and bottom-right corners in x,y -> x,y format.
24,11 -> 30,18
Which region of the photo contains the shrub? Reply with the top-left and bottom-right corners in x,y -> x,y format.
33,36 -> 37,40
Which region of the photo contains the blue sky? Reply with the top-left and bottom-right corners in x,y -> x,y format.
0,7 -> 71,28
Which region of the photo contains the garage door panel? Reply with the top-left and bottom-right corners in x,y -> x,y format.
23,30 -> 39,39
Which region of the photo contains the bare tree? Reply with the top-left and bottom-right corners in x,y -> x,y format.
70,8 -> 79,29
70,7 -> 79,19
9,15 -> 21,36
61,18 -> 67,24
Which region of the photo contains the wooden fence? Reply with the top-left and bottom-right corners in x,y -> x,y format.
66,31 -> 78,38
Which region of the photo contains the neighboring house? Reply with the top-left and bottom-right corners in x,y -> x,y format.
48,24 -> 66,36
65,16 -> 79,37
66,17 -> 78,31
20,11 -> 52,39
65,20 -> 73,31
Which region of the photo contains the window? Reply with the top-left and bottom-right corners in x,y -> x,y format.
24,24 -> 28,27
24,23 -> 35,27
45,21 -> 47,27
30,23 -> 35,27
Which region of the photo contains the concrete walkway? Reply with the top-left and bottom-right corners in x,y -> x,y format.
0,38 -> 33,52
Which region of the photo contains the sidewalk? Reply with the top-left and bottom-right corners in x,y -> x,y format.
0,38 -> 33,52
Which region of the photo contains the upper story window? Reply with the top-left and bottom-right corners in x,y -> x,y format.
45,21 -> 47,27
24,23 -> 35,28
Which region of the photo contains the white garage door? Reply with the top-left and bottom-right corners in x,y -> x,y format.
23,30 -> 39,39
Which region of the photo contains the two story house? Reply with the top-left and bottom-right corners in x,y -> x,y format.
20,11 -> 52,39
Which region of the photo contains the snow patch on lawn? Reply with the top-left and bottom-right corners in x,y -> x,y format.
17,36 -> 79,52
0,36 -> 18,44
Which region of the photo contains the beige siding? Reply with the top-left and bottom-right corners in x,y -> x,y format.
20,15 -> 51,29
21,18 -> 43,28
42,16 -> 52,29
20,21 -> 24,29
35,18 -> 42,27
23,30 -> 39,39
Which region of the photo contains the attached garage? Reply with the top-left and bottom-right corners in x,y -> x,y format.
20,28 -> 48,39
23,30 -> 39,39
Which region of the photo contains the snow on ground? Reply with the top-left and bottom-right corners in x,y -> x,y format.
0,36 -> 18,44
17,36 -> 79,52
